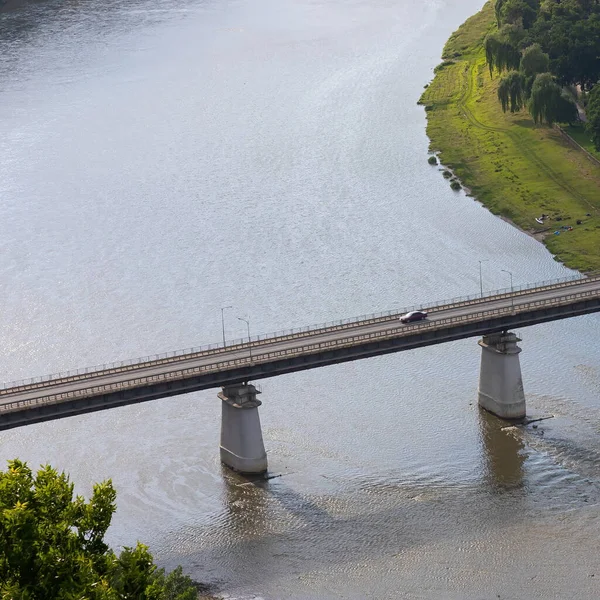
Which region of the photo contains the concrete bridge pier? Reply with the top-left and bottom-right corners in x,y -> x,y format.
219,383 -> 267,474
477,332 -> 526,420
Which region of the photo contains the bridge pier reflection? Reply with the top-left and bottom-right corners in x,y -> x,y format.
218,384 -> 268,474
478,331 -> 526,420
479,410 -> 525,490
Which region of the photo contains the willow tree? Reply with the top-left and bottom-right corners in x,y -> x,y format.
497,71 -> 527,112
528,73 -> 555,124
528,73 -> 578,125
484,26 -> 523,75
495,0 -> 508,25
520,43 -> 549,78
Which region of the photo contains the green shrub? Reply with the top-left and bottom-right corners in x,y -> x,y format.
434,60 -> 455,73
0,460 -> 200,599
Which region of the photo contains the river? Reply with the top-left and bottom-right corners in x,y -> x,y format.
1,0 -> 600,598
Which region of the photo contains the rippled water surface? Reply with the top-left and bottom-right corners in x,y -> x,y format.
1,0 -> 600,598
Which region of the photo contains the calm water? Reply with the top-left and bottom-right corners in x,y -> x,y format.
1,1 -> 600,598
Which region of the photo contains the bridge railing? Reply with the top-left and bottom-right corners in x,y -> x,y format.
1,271 -> 599,394
1,287 -> 598,415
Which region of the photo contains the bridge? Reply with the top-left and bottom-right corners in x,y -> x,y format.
1,274 -> 600,473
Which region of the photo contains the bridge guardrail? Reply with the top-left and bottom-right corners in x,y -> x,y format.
1,287 -> 598,415
1,273 -> 599,396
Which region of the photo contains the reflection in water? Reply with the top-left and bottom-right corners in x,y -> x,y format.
479,409 -> 525,491
221,468 -> 270,540
219,469 -> 292,586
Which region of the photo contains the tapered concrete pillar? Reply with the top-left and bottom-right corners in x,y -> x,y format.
478,332 -> 526,420
219,384 -> 267,474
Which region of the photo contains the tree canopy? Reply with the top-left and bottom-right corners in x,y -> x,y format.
586,84 -> 600,151
498,70 -> 527,112
519,43 -> 549,77
484,25 -> 523,75
485,1 -> 584,125
527,72 -> 579,125
498,0 -> 540,28
0,459 -> 198,600
485,0 -> 600,90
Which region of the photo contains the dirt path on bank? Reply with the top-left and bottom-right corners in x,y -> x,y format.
457,63 -> 593,211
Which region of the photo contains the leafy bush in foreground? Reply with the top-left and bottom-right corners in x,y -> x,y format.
0,459 -> 198,599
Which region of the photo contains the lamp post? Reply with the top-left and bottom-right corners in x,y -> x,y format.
501,269 -> 514,312
478,259 -> 489,298
221,306 -> 232,347
237,316 -> 252,362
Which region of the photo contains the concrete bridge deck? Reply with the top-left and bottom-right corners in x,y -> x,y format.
1,274 -> 599,431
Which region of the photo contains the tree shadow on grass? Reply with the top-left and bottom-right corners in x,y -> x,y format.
512,119 -> 537,129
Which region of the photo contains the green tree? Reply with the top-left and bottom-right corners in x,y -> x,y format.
530,3 -> 600,89
585,82 -> 600,150
527,72 -> 579,124
555,89 -> 580,124
520,43 -> 550,77
484,25 -> 524,75
495,0 -> 508,26
498,70 -> 527,112
148,567 -> 200,600
499,0 -> 539,28
0,459 -> 198,600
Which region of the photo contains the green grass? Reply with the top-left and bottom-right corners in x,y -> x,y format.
420,1 -> 600,273
442,3 -> 497,60
563,124 -> 600,161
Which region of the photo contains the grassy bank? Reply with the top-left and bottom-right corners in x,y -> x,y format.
563,124 -> 600,162
419,1 -> 600,273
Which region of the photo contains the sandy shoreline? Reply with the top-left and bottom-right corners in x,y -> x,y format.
497,214 -> 550,243
440,165 -> 551,247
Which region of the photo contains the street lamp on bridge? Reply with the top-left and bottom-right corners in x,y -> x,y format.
478,259 -> 489,298
221,305 -> 232,347
501,269 -> 514,313
237,316 -> 252,362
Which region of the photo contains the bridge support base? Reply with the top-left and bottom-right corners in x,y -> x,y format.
219,384 -> 267,474
478,332 -> 526,420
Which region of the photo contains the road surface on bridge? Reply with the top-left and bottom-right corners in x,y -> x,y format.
1,274 -> 599,415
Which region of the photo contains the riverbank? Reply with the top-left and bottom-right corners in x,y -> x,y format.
419,1 -> 600,273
